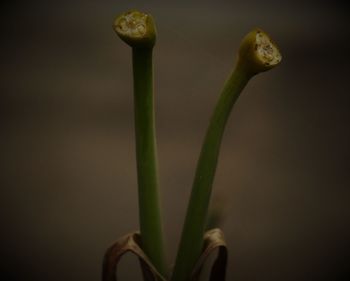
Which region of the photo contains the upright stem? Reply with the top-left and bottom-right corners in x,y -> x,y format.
132,47 -> 166,278
171,63 -> 253,281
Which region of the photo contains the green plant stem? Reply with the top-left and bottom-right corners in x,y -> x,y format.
132,47 -> 166,278
171,62 -> 253,281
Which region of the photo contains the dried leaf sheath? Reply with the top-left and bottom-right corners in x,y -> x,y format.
191,229 -> 228,281
102,229 -> 227,281
102,232 -> 166,281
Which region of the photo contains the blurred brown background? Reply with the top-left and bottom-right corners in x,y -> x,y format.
1,0 -> 349,280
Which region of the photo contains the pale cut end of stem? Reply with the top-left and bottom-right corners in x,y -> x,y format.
255,30 -> 281,66
113,10 -> 156,48
238,28 -> 282,74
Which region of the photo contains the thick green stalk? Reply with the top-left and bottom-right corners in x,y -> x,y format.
132,47 -> 166,278
171,63 -> 252,281
113,11 -> 167,278
172,28 -> 281,281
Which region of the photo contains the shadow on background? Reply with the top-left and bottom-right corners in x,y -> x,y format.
1,0 -> 349,280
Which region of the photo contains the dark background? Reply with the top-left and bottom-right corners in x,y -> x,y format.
1,0 -> 349,280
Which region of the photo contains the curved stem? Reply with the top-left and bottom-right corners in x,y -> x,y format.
171,62 -> 253,281
133,47 -> 166,278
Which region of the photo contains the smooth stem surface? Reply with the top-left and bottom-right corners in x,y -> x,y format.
171,63 -> 252,281
132,47 -> 166,278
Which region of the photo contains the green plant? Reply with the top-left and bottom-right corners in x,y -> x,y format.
103,10 -> 282,281
172,28 -> 281,281
112,11 -> 166,277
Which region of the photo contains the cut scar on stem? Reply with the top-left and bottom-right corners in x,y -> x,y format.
115,11 -> 148,38
255,31 -> 281,65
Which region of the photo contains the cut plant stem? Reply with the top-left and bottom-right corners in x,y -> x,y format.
133,47 -> 166,278
171,29 -> 281,281
172,62 -> 251,281
113,11 -> 167,278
